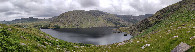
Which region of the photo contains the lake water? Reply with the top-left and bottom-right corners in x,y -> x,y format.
40,27 -> 132,45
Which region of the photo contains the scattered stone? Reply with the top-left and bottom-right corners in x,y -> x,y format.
155,39 -> 157,40
182,27 -> 186,28
187,31 -> 191,33
146,44 -> 150,46
182,24 -> 186,26
20,43 -> 26,45
193,26 -> 195,29
42,45 -> 46,48
44,42 -> 48,45
137,41 -> 140,43
171,42 -> 191,52
190,36 -> 195,40
124,34 -> 127,36
56,48 -> 60,49
57,45 -> 60,47
168,30 -> 171,32
46,36 -> 50,39
74,46 -> 79,48
8,28 -> 12,31
141,44 -> 151,49
80,46 -> 84,48
173,35 -> 178,38
118,42 -> 125,45
145,40 -> 147,42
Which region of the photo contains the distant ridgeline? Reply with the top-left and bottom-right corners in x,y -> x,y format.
50,10 -> 153,28
116,14 -> 153,23
0,17 -> 49,24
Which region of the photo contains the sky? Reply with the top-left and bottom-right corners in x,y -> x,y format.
0,0 -> 182,21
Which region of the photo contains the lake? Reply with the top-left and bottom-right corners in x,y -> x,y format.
40,27 -> 132,45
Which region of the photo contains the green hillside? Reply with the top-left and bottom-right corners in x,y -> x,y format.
75,0 -> 195,51
0,0 -> 194,52
0,24 -> 91,52
50,10 -> 133,28
128,0 -> 195,36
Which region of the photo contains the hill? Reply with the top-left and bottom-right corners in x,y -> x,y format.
50,10 -> 151,28
50,10 -> 130,28
116,14 -> 153,23
75,0 -> 195,51
128,0 -> 195,35
0,24 -> 91,52
0,17 -> 49,24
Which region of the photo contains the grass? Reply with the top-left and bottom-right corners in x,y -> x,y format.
75,5 -> 195,52
0,24 -> 92,52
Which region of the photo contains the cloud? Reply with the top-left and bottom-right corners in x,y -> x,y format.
0,0 -> 182,21
77,0 -> 99,7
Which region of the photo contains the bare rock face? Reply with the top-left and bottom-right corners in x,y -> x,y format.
171,42 -> 191,52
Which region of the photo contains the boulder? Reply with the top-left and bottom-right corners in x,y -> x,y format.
124,34 -> 127,36
171,42 -> 191,52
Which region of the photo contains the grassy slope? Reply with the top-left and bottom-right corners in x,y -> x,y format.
0,24 -> 91,52
51,10 -> 132,28
75,0 -> 195,52
128,0 -> 194,36
0,0 -> 194,52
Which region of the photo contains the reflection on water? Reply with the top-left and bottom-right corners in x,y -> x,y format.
40,27 -> 132,45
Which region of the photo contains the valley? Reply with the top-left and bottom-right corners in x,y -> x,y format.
0,0 -> 194,52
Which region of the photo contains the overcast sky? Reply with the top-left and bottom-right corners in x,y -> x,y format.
0,0 -> 181,21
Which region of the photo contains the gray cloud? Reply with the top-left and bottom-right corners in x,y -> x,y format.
0,0 -> 182,21
77,0 -> 99,7
5,12 -> 21,15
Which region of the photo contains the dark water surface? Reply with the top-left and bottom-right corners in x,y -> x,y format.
40,27 -> 132,45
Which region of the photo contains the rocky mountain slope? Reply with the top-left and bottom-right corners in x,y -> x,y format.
128,0 -> 195,35
50,10 -> 151,28
1,0 -> 194,51
50,10 -> 130,28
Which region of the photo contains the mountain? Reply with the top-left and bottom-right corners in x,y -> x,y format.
50,10 -> 152,28
50,10 -> 131,28
128,0 -> 195,35
0,17 -> 49,24
116,14 -> 153,23
0,0 -> 194,52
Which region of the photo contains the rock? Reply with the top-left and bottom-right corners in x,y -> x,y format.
193,26 -> 195,28
146,44 -> 150,46
190,36 -> 195,40
141,44 -> 151,49
57,45 -> 60,47
44,42 -> 48,45
74,46 -> 79,48
56,39 -> 58,41
124,34 -> 127,36
8,28 -> 12,31
173,35 -> 178,38
181,24 -> 186,26
20,43 -> 26,45
137,41 -> 140,43
118,42 -> 125,46
171,42 -> 191,52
